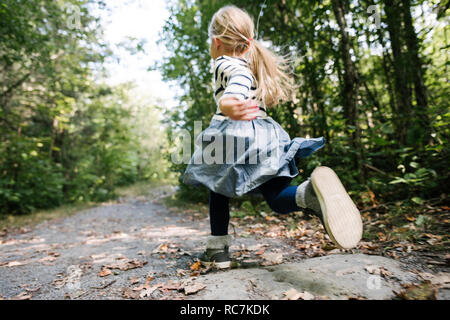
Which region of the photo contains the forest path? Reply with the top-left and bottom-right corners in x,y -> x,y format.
0,186 -> 448,300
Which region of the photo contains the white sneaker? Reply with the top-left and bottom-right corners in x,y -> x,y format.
310,166 -> 363,249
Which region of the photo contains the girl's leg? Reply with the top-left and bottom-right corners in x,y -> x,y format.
258,177 -> 301,214
200,190 -> 232,269
259,167 -> 363,249
209,190 -> 230,235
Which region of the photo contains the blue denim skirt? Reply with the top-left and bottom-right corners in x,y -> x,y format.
182,115 -> 325,198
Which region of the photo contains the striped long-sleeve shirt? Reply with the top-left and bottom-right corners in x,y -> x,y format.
213,55 -> 262,114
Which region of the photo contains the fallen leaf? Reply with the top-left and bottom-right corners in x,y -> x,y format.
130,277 -> 140,285
379,267 -> 393,278
98,268 -> 112,277
153,243 -> 169,254
365,265 -> 388,276
183,283 -> 206,295
282,288 -> 303,300
5,260 -> 30,267
104,258 -> 147,271
139,286 -> 159,298
11,292 -> 32,300
190,261 -> 201,271
377,232 -> 387,241
39,256 -> 56,263
421,233 -> 443,240
53,278 -> 66,288
282,288 -> 315,300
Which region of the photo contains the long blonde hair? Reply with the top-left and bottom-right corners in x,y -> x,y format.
208,5 -> 296,107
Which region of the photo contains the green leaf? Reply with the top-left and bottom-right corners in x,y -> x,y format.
409,162 -> 419,168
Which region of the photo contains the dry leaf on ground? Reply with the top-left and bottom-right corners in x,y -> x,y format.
183,283 -> 206,295
282,288 -> 315,300
153,243 -> 169,253
171,278 -> 206,296
98,268 -> 112,277
130,277 -> 139,285
139,286 -> 159,298
283,288 -> 303,300
190,261 -> 201,271
365,265 -> 392,278
25,287 -> 40,293
103,258 -> 147,271
3,260 -> 31,267
39,256 -> 57,263
11,292 -> 32,300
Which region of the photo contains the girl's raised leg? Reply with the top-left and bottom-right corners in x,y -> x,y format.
259,168 -> 362,249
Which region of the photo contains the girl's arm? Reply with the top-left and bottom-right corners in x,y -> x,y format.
219,97 -> 259,120
214,59 -> 258,120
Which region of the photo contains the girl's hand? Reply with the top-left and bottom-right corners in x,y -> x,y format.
219,97 -> 259,120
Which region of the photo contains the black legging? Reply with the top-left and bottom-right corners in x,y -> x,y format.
209,177 -> 300,235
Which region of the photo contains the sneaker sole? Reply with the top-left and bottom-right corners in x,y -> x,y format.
200,260 -> 231,269
310,166 -> 363,249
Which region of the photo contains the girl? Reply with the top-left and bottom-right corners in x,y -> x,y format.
183,5 -> 362,268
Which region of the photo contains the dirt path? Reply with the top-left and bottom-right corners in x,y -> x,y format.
0,186 -> 448,300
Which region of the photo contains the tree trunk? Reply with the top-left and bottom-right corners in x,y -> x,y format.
376,26 -> 398,119
384,0 -> 413,146
331,0 -> 365,182
402,0 -> 430,145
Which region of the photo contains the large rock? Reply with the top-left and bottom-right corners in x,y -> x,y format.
190,254 -> 419,300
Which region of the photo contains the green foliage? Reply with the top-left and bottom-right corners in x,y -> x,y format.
0,136 -> 65,213
0,1 -> 170,215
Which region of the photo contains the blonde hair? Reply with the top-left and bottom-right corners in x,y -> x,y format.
208,5 -> 296,107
